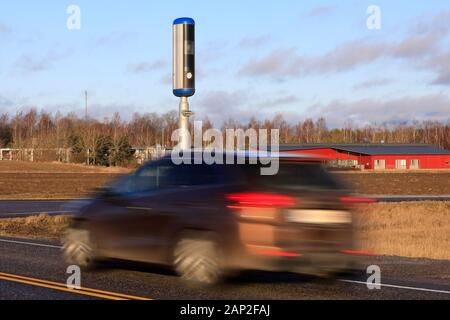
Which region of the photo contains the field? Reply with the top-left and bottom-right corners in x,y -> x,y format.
336,171 -> 450,195
0,202 -> 449,260
0,161 -> 130,173
0,161 -> 128,199
0,161 -> 449,199
0,173 -> 123,199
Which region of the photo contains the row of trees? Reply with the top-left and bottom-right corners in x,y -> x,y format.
0,109 -> 449,166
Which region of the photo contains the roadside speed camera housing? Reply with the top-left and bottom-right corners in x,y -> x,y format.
173,17 -> 195,97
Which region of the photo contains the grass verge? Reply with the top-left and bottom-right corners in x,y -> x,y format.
354,201 -> 450,260
0,214 -> 71,240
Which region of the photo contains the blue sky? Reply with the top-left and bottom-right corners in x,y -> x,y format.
0,1 -> 449,127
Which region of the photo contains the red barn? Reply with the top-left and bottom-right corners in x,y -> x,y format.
279,144 -> 450,170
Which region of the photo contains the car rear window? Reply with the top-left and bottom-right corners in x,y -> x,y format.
243,162 -> 341,190
161,163 -> 218,186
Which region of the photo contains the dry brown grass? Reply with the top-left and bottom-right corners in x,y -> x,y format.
335,172 -> 450,195
1,202 -> 449,260
0,172 -> 123,199
0,161 -> 131,173
0,161 -> 130,199
354,201 -> 450,260
0,214 -> 71,240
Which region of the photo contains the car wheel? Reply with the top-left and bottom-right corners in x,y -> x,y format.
173,235 -> 223,285
62,228 -> 96,269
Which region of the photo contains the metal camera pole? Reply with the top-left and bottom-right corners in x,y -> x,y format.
179,96 -> 193,150
173,17 -> 196,151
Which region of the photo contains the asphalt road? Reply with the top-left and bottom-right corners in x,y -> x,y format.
0,236 -> 449,300
0,200 -> 74,218
375,195 -> 450,202
0,196 -> 449,218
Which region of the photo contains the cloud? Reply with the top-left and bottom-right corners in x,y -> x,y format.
390,32 -> 443,59
307,40 -> 389,73
433,73 -> 450,85
127,60 -> 166,74
307,94 -> 450,127
193,91 -> 302,125
95,31 -> 136,47
423,51 -> 450,85
42,102 -> 141,121
306,5 -> 336,17
411,10 -> 450,35
196,90 -> 249,114
87,103 -> 140,120
14,51 -> 69,73
159,73 -> 172,85
238,48 -> 302,77
194,90 -> 249,124
237,35 -> 272,49
198,40 -> 230,64
266,95 -> 298,106
238,41 -> 388,77
194,91 -> 450,127
0,23 -> 11,35
238,36 -> 446,80
251,95 -> 299,109
354,78 -> 392,90
0,95 -> 14,108
238,11 -> 450,85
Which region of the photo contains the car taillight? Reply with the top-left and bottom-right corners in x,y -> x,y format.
226,193 -> 296,209
340,196 -> 377,209
341,250 -> 378,256
257,251 -> 303,257
340,197 -> 377,203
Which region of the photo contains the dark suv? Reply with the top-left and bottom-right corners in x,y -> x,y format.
63,152 -> 363,284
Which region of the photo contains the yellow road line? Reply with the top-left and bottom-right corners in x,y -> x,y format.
0,275 -> 125,300
0,272 -> 152,300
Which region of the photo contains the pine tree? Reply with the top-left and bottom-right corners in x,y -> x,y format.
113,135 -> 135,166
95,135 -> 114,167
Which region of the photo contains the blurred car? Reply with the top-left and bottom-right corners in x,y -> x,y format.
62,152 -> 368,284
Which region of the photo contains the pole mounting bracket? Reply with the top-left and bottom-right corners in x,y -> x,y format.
182,110 -> 194,118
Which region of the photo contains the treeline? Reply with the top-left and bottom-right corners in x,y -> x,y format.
0,109 -> 449,166
0,110 -> 179,166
